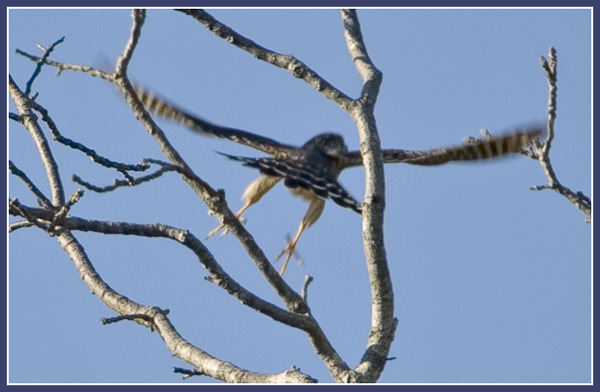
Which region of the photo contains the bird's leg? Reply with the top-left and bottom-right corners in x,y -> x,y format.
277,196 -> 325,275
207,175 -> 281,239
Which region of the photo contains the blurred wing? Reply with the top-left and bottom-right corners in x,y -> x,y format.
135,87 -> 298,157
401,125 -> 544,166
340,124 -> 544,168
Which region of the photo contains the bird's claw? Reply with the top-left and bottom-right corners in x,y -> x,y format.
276,236 -> 304,276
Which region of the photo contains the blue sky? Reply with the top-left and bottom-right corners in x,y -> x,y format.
8,8 -> 591,384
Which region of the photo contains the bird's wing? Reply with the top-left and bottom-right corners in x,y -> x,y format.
340,124 -> 544,169
135,87 -> 299,157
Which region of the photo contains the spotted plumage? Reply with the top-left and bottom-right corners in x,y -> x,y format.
215,148 -> 362,214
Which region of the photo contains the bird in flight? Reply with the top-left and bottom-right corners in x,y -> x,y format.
135,87 -> 543,275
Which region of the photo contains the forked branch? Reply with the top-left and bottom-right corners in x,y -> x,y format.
530,47 -> 591,222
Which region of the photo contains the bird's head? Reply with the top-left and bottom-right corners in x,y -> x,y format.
304,133 -> 348,156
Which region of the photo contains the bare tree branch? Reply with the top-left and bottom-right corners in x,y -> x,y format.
9,195 -> 353,384
173,367 -> 205,379
71,163 -> 174,193
31,99 -> 151,173
115,9 -> 145,76
9,220 -> 35,233
54,230 -> 317,383
15,47 -> 115,82
340,9 -> 396,383
175,9 -> 355,111
24,36 -> 65,95
9,160 -> 53,208
9,75 -> 65,206
8,200 -> 307,327
530,47 -> 591,222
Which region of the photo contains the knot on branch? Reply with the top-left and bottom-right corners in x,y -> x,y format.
288,58 -> 306,78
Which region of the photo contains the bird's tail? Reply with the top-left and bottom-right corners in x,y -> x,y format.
214,151 -> 263,169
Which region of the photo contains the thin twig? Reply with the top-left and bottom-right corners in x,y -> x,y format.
16,48 -> 115,82
173,367 -> 205,379
71,164 -> 174,193
9,199 -> 53,232
8,220 -> 35,233
101,309 -> 170,331
301,275 -> 314,303
48,189 -> 84,233
31,100 -> 151,173
9,160 -> 53,208
24,36 -> 65,95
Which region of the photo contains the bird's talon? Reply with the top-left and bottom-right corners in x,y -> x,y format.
277,238 -> 299,275
276,247 -> 292,261
276,237 -> 294,260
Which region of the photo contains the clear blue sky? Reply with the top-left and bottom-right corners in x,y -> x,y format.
8,8 -> 591,384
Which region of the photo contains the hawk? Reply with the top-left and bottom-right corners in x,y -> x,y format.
136,88 -> 543,275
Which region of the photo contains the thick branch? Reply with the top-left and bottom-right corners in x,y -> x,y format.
115,9 -> 145,76
8,75 -> 65,206
341,9 -> 396,383
55,230 -> 316,383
